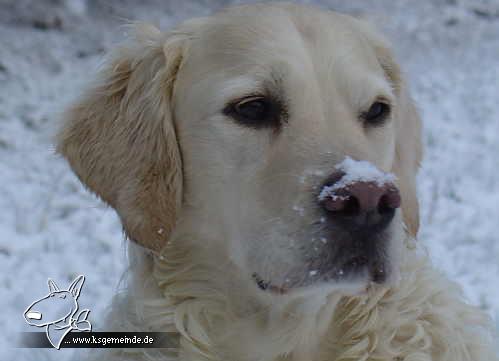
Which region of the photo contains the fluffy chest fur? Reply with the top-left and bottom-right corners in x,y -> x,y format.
90,241 -> 495,361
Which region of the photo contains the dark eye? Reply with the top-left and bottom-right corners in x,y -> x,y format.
224,96 -> 281,128
362,101 -> 391,126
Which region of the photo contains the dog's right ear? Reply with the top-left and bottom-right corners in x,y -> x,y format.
57,24 -> 190,253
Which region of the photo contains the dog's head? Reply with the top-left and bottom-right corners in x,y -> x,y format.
58,4 -> 421,297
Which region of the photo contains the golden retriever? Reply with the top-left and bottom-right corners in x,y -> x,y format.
57,3 -> 498,361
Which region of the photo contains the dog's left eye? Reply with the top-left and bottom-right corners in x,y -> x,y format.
362,101 -> 391,126
224,96 -> 281,128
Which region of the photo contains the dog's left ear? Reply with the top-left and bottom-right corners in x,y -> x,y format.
352,17 -> 423,238
57,24 -> 190,252
68,275 -> 85,298
373,44 -> 423,238
391,83 -> 422,238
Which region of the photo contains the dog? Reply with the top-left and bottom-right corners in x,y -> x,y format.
57,3 -> 498,361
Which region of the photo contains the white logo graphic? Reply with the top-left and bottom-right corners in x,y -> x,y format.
24,275 -> 92,349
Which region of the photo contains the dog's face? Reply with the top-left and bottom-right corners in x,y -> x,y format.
58,4 -> 421,297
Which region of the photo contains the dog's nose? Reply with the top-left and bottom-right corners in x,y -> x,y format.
25,311 -> 42,320
319,172 -> 401,233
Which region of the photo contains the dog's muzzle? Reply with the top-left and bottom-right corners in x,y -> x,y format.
253,168 -> 401,294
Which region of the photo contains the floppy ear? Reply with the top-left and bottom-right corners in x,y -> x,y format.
374,45 -> 422,238
347,18 -> 422,238
391,84 -> 422,238
57,24 -> 187,252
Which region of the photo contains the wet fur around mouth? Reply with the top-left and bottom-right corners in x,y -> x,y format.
295,220 -> 394,286
251,232 -> 391,294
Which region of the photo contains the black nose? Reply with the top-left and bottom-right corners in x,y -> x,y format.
319,171 -> 401,234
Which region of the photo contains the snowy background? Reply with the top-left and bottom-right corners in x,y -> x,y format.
1,0 -> 498,359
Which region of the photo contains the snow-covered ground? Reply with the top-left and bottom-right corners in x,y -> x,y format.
1,0 -> 498,359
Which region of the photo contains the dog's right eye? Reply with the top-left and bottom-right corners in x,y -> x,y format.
224,96 -> 281,129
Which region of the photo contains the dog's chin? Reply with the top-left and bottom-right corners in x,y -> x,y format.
252,266 -> 375,298
251,253 -> 399,299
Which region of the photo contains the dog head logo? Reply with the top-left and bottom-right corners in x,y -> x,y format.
24,275 -> 92,349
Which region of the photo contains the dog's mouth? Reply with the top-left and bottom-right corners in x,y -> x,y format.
252,255 -> 387,294
252,273 -> 290,294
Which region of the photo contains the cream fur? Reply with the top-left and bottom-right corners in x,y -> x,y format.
84,240 -> 497,361
58,3 -> 498,361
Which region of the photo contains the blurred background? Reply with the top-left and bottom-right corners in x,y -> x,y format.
1,0 -> 498,359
